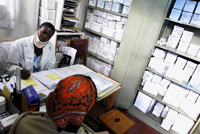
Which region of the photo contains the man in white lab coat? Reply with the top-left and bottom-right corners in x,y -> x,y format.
5,22 -> 56,79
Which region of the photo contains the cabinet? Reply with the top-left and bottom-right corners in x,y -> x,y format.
130,0 -> 200,134
82,0 -> 132,76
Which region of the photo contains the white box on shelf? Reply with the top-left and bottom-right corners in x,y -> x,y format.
164,52 -> 178,65
38,16 -> 55,25
89,0 -> 97,6
196,49 -> 200,58
121,17 -> 128,24
100,37 -> 110,44
101,12 -> 107,18
173,0 -> 186,10
122,5 -> 130,15
106,13 -> 113,20
97,16 -> 104,24
102,26 -> 116,37
109,20 -> 117,29
113,15 -> 122,21
104,1 -> 112,10
97,0 -> 105,8
108,53 -> 115,61
186,43 -> 200,56
177,40 -> 190,53
39,7 -> 56,20
111,0 -> 123,13
166,35 -> 180,49
152,102 -> 165,117
169,8 -> 182,21
103,19 -> 110,27
116,21 -> 123,29
123,0 -> 132,6
41,0 -> 56,10
115,28 -> 124,41
174,57 -> 187,70
183,0 -> 197,13
190,14 -> 200,26
181,30 -> 194,43
179,11 -> 193,24
90,21 -> 102,33
171,114 -> 194,134
116,0 -> 124,4
152,48 -> 167,59
171,25 -> 184,38
195,2 -> 200,14
110,40 -> 118,47
93,9 -> 100,16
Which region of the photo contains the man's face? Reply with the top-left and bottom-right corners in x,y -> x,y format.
38,25 -> 54,42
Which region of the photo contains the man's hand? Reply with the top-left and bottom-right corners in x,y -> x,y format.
20,69 -> 31,80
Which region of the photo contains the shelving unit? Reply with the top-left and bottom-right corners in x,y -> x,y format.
50,0 -> 85,47
83,0 -> 132,76
130,0 -> 200,134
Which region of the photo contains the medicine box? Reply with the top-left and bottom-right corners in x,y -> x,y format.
169,8 -> 182,21
97,0 -> 105,8
21,85 -> 40,112
41,0 -> 56,10
111,0 -> 123,13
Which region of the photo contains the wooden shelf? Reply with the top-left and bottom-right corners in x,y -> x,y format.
84,28 -> 121,43
87,5 -> 128,17
88,51 -> 115,65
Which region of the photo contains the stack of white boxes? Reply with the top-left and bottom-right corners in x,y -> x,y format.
169,0 -> 200,26
39,0 -> 56,26
85,9 -> 127,41
86,33 -> 119,62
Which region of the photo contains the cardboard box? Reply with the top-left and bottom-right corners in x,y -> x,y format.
90,21 -> 102,33
173,0 -> 186,10
111,0 -> 123,13
190,14 -> 200,26
39,7 -> 56,20
104,1 -> 112,10
21,85 -> 40,112
179,11 -> 192,24
183,0 -> 197,13
41,0 -> 56,10
169,8 -> 182,21
97,0 -> 105,8
195,2 -> 200,14
89,0 -> 97,6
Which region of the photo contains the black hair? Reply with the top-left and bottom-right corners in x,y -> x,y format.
39,22 -> 55,33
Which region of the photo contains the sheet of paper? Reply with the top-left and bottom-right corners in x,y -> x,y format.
84,71 -> 115,91
45,74 -> 62,80
22,77 -> 38,87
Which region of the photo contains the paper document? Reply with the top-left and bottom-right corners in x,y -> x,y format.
22,78 -> 38,87
84,72 -> 115,91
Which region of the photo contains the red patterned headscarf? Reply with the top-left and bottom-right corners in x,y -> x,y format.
47,75 -> 97,129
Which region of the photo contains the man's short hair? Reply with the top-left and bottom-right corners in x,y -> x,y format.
39,22 -> 55,33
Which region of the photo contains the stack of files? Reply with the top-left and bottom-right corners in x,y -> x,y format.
32,70 -> 63,90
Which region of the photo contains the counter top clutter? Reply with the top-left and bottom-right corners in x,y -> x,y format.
0,64 -> 121,132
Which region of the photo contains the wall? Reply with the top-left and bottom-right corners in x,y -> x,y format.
0,0 -> 40,42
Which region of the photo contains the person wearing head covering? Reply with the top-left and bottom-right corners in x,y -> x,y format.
5,22 -> 56,80
8,75 -> 97,134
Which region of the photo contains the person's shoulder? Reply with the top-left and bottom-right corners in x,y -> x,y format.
12,35 -> 33,45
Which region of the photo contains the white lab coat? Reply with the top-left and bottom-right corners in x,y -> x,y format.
5,35 -> 55,75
